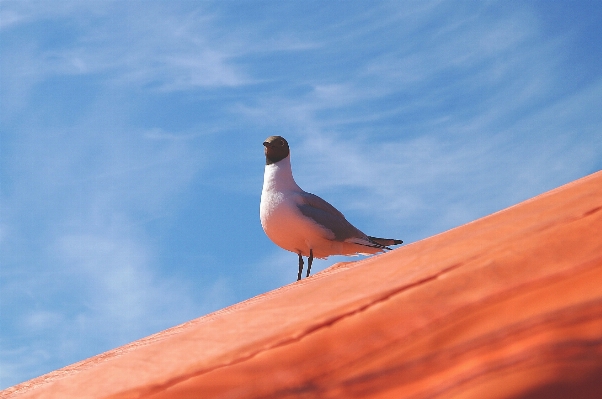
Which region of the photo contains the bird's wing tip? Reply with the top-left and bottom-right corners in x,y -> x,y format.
367,236 -> 404,248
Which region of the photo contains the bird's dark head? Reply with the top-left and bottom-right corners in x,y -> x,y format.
263,136 -> 290,165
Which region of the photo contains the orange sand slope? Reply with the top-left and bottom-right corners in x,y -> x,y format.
4,171 -> 602,399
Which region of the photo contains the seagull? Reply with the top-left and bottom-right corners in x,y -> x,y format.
260,136 -> 403,281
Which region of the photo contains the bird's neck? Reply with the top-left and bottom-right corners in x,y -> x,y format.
262,155 -> 301,193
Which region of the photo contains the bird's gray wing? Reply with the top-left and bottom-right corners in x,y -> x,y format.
297,192 -> 367,242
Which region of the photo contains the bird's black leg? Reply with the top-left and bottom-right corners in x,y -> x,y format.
306,249 -> 313,277
297,252 -> 304,281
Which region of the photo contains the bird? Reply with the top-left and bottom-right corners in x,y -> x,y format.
260,135 -> 403,281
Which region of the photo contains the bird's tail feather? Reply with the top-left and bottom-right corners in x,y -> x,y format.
367,236 -> 403,249
346,236 -> 403,251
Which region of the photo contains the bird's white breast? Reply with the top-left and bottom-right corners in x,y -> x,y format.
260,159 -> 332,256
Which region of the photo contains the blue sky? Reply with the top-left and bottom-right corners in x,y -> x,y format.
1,0 -> 601,388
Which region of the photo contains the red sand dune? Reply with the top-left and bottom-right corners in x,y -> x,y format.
3,171 -> 602,399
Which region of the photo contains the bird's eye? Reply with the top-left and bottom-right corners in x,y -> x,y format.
278,140 -> 284,146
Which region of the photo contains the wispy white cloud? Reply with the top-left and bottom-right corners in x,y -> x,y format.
55,232 -> 198,327
0,1 -> 250,119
